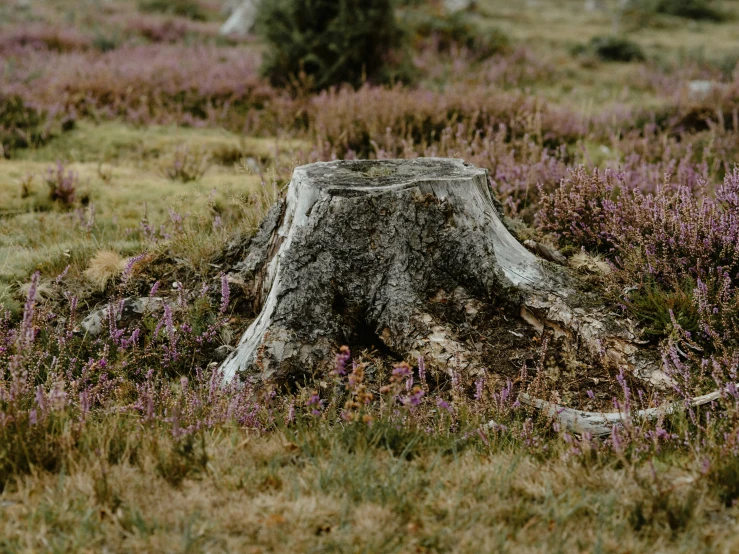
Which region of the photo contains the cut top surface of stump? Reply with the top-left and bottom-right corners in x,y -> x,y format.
298,158 -> 488,195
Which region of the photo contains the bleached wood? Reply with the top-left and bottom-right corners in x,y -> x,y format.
518,388 -> 728,437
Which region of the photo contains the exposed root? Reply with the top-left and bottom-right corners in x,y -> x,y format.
515,387 -> 731,437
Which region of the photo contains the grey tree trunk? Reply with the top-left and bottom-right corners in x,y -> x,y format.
220,158 -> 665,388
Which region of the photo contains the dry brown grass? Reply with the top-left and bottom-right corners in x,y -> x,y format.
1,424 -> 737,553
570,250 -> 613,275
84,250 -> 128,290
18,278 -> 54,301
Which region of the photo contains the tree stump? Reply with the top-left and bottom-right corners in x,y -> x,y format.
220,158 -> 664,388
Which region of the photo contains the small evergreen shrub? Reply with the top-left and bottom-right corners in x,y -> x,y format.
45,160 -> 78,207
405,10 -> 510,60
576,36 -> 645,62
0,95 -> 49,157
138,0 -> 208,21
162,146 -> 210,182
256,0 -> 409,91
653,0 -> 727,21
627,278 -> 700,341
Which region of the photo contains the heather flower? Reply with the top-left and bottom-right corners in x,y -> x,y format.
333,345 -> 351,376
401,386 -> 425,408
19,271 -> 39,349
45,160 -> 77,206
611,425 -> 623,455
450,362 -> 461,394
286,400 -> 295,424
436,398 -> 452,413
493,380 -> 514,411
474,370 -> 487,402
306,390 -> 323,416
392,361 -> 412,380
418,356 -> 426,387
120,252 -> 147,287
79,390 -> 90,420
168,208 -> 183,231
219,273 -> 230,315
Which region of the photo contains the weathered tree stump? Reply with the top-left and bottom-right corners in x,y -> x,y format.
220,158 -> 664,387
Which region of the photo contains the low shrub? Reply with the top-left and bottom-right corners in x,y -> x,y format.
0,267 -> 248,488
307,86 -> 587,160
256,0 -> 410,91
404,10 -> 510,60
626,278 -> 700,340
538,167 -> 739,285
162,146 -> 210,182
138,0 -> 209,21
0,45 -> 267,130
537,166 -> 739,348
577,36 -> 645,63
0,95 -> 50,157
653,0 -> 728,21
45,161 -> 78,206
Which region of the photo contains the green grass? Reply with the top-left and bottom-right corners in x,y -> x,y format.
473,0 -> 739,109
0,121 -> 301,314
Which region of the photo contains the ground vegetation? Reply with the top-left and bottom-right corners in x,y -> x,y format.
3,0 -> 739,550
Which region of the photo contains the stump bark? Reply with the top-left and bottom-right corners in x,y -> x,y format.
220,158 -> 664,387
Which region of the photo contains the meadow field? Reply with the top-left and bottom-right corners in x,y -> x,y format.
3,0 -> 739,551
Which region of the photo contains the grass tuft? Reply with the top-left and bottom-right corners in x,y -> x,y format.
84,250 -> 128,290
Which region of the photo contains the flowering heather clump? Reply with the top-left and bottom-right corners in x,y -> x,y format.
45,160 -> 78,206
162,145 -> 210,182
124,15 -> 215,43
1,45 -> 270,129
536,163 -> 739,387
0,261 -> 272,486
0,25 -> 93,55
0,94 -> 53,156
538,166 -> 739,288
307,85 -> 588,160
